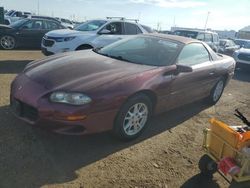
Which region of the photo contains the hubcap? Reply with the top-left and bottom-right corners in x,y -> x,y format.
0,36 -> 15,49
213,80 -> 224,102
123,103 -> 148,136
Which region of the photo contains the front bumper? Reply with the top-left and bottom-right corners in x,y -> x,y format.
41,38 -> 76,55
41,47 -> 54,56
10,74 -> 117,135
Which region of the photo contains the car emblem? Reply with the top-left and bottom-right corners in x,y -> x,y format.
18,86 -> 23,90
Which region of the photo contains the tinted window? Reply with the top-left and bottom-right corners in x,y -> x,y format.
178,43 -> 210,66
205,33 -> 213,42
174,30 -> 198,38
44,21 -> 60,30
219,40 -> 226,46
74,20 -> 107,31
10,19 -> 29,28
22,20 -> 43,29
196,33 -> 205,41
125,23 -> 141,34
98,36 -> 180,66
103,22 -> 122,34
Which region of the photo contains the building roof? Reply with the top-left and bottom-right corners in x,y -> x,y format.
239,25 -> 250,32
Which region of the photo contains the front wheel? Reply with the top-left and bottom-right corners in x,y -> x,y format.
0,35 -> 16,50
207,78 -> 225,105
113,94 -> 152,141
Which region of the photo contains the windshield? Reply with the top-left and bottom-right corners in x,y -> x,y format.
74,20 -> 107,31
173,30 -> 198,39
97,36 -> 181,66
10,19 -> 28,28
219,40 -> 226,46
5,10 -> 15,16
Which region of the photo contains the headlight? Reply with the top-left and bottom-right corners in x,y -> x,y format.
54,37 -> 76,42
64,36 -> 76,42
50,92 -> 92,105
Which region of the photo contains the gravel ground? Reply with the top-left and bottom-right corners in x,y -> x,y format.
0,50 -> 250,188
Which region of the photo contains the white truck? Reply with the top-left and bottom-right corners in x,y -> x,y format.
4,10 -> 32,25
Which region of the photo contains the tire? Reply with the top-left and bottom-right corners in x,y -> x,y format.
113,94 -> 152,141
207,78 -> 225,105
76,45 -> 92,51
0,35 -> 16,50
199,154 -> 217,176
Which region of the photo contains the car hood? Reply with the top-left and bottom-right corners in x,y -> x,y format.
236,48 -> 250,54
0,24 -> 12,29
24,50 -> 156,92
46,29 -> 95,37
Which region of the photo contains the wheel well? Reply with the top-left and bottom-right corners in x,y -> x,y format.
222,74 -> 230,84
128,90 -> 157,113
76,44 -> 93,50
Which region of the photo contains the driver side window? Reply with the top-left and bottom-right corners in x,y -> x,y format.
103,22 -> 122,35
22,20 -> 43,30
178,43 -> 210,66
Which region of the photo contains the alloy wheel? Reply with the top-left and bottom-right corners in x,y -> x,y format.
0,36 -> 15,50
213,80 -> 224,102
123,103 -> 148,136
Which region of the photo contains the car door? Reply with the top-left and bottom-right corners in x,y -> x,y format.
92,22 -> 125,48
167,42 -> 218,109
17,20 -> 45,48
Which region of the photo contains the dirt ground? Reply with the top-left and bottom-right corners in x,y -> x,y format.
0,50 -> 250,188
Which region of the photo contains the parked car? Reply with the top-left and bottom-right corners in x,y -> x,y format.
0,18 -> 65,50
10,34 -> 235,140
233,40 -> 250,68
234,39 -> 250,48
55,17 -> 74,29
41,18 -> 153,55
173,29 -> 219,52
30,15 -> 61,24
218,39 -> 239,56
4,10 -> 31,25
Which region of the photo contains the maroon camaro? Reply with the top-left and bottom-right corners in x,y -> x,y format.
10,34 -> 235,140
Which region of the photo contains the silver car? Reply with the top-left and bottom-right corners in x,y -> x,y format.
41,17 -> 153,55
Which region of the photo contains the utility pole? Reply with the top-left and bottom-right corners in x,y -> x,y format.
37,0 -> 40,15
204,11 -> 210,31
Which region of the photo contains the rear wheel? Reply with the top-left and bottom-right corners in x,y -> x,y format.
199,154 -> 217,176
0,35 -> 16,50
207,78 -> 225,105
113,94 -> 152,141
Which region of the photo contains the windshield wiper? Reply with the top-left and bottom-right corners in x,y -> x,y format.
107,55 -> 133,63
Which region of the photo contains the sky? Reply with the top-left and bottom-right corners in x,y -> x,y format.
1,0 -> 250,31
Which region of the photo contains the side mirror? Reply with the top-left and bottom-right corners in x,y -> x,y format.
98,29 -> 111,35
176,64 -> 193,73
